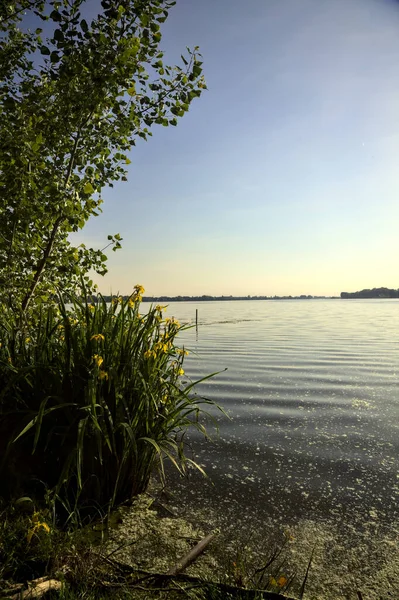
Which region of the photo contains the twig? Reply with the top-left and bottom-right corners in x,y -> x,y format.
94,573 -> 298,599
166,532 -> 215,576
299,545 -> 315,600
104,538 -> 138,559
93,558 -> 299,599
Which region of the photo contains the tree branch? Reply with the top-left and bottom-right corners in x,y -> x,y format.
20,115 -> 90,313
20,215 -> 65,313
0,0 -> 43,27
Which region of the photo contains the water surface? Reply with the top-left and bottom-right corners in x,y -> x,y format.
151,299 -> 399,531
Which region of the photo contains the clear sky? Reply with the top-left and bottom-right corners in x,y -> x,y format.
73,0 -> 399,297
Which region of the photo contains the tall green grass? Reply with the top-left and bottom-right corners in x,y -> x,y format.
0,286 -> 219,524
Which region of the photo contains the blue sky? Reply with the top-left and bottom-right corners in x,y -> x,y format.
73,0 -> 399,296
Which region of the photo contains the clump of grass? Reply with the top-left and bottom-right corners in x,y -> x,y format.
223,535 -> 295,598
0,498 -> 56,582
0,285 -> 220,524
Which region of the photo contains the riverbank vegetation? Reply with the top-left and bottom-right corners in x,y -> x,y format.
0,289 -> 219,522
1,0 -> 207,500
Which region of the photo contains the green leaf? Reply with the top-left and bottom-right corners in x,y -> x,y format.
193,65 -> 202,77
0,0 -> 205,312
83,183 -> 95,194
50,9 -> 62,22
53,29 -> 64,42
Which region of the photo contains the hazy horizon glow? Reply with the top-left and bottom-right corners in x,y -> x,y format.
73,0 -> 399,297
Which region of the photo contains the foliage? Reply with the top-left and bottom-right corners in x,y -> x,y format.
0,287 -> 218,523
0,499 -> 55,581
341,287 -> 399,299
0,0 -> 206,313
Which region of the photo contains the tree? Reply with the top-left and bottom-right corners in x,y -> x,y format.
0,0 -> 205,313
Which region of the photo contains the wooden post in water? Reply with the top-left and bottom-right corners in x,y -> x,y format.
195,309 -> 198,330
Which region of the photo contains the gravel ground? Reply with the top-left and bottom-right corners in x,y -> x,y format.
103,486 -> 399,600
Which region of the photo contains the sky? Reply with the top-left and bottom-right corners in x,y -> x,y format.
72,0 -> 399,297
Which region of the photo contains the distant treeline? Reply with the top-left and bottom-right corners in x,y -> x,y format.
341,287 -> 399,299
97,294 -> 334,303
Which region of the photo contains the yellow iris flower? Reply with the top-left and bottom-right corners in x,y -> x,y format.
93,354 -> 104,367
91,334 -> 105,342
27,512 -> 50,544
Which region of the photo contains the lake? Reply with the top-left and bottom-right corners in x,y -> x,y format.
142,299 -> 399,596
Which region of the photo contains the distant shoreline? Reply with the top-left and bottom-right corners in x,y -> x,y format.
98,295 -> 339,302
95,288 -> 399,302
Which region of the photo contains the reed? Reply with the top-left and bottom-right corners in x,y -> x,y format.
0,286 -> 219,524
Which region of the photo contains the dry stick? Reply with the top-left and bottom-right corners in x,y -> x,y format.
99,557 -> 299,599
10,578 -> 63,600
94,560 -> 299,600
299,545 -> 315,600
166,532 -> 215,576
102,576 -> 298,600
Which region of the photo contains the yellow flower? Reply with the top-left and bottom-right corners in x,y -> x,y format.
154,341 -> 168,353
134,284 -> 145,295
27,513 -> 51,544
176,348 -> 189,356
128,298 -> 135,308
57,324 -> 64,330
278,576 -> 287,587
167,317 -> 180,327
144,350 -> 153,359
177,368 -> 184,376
25,338 -> 31,344
91,334 -> 105,342
88,304 -> 95,311
156,304 -> 167,312
98,370 -> 109,381
269,577 -> 277,586
93,354 -> 104,367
